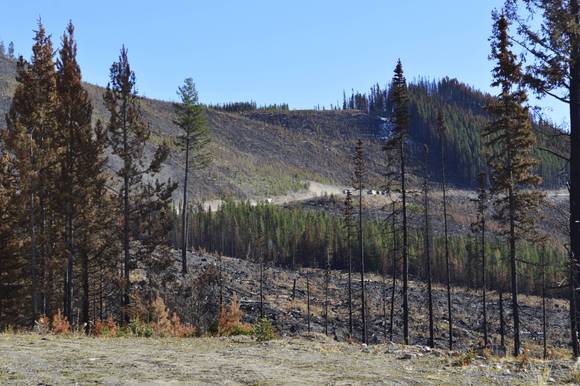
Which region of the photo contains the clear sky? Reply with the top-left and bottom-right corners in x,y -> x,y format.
1,0 -> 569,126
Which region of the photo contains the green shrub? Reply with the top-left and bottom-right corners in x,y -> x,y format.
129,318 -> 154,337
144,325 -> 154,338
252,317 -> 275,341
231,323 -> 253,336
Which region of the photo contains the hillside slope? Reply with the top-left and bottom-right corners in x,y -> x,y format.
0,56 -> 568,201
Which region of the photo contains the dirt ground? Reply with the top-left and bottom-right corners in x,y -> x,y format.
1,333 -> 579,385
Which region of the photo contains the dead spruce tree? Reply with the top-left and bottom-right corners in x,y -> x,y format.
324,245 -> 331,336
499,284 -> 506,352
352,139 -> 367,343
541,248 -> 548,359
253,220 -> 266,318
483,13 -> 544,356
55,23 -> 113,330
4,21 -> 59,323
437,111 -> 454,350
389,60 -> 410,345
389,201 -> 398,342
471,172 -> 489,346
0,150 -> 28,327
422,145 -> 435,348
105,46 -> 176,323
174,78 -> 210,274
343,190 -> 354,337
306,270 -> 311,333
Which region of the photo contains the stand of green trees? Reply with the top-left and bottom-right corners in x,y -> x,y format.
170,199 -> 565,297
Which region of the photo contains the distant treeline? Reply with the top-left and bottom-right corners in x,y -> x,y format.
207,101 -> 289,113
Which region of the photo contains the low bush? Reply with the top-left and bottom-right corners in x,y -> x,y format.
217,292 -> 251,336
129,318 -> 153,337
170,312 -> 196,338
35,314 -> 50,335
95,315 -> 119,337
231,323 -> 253,336
51,310 -> 71,335
253,317 -> 275,341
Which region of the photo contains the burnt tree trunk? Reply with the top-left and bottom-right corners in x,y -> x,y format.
422,146 -> 434,348
440,135 -> 453,350
181,135 -> 191,274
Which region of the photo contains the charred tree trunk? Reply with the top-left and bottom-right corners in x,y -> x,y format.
82,248 -> 89,335
382,272 -> 388,342
440,134 -> 453,350
307,273 -> 311,333
507,182 -> 521,356
389,202 -> 397,342
541,252 -> 547,359
181,135 -> 190,274
325,247 -> 330,336
218,254 -> 223,310
499,288 -> 506,353
30,188 -> 38,324
422,146 -> 434,348
571,256 -> 579,357
259,252 -> 264,318
344,191 -> 354,338
570,0 -> 580,356
65,205 -> 74,324
401,136 -> 409,345
348,224 -> 353,338
358,167 -> 367,344
478,173 -> 488,346
122,97 -> 130,325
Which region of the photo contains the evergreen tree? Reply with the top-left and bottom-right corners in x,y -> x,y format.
389,60 -> 410,345
8,41 -> 15,59
484,12 -> 544,356
4,20 -> 59,323
505,0 -> 580,355
174,78 -> 210,274
104,46 -> 175,323
55,22 -> 94,323
55,23 -> 114,331
0,152 -> 28,326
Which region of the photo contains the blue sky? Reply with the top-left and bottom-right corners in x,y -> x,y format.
1,0 -> 569,126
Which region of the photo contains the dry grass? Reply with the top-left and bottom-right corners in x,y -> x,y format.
0,333 -> 577,385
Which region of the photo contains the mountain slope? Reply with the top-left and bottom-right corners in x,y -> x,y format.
0,56 -> 567,201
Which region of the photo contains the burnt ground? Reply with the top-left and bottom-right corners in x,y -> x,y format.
145,250 -> 572,357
